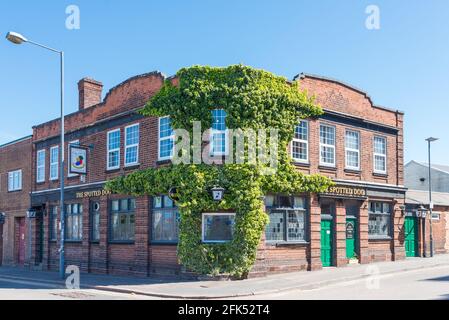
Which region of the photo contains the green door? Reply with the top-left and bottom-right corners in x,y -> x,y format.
321,220 -> 333,267
404,216 -> 417,257
346,218 -> 357,259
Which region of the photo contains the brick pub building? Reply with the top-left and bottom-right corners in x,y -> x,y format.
2,69 -> 433,277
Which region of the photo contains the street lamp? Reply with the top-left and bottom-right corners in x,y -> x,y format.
425,137 -> 438,258
6,31 -> 66,279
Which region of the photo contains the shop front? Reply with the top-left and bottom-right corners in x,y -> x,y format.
318,182 -> 407,268
319,184 -> 367,267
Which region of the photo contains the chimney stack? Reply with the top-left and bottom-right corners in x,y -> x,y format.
78,78 -> 103,110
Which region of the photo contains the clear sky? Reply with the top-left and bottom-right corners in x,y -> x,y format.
1,1 -> 448,164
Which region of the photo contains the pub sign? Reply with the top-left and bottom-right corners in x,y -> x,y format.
69,145 -> 88,175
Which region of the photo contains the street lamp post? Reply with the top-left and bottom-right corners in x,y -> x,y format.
6,32 -> 66,279
425,137 -> 438,258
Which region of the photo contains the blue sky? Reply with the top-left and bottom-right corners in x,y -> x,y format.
1,1 -> 448,164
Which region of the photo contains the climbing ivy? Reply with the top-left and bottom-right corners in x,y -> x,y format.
106,65 -> 333,277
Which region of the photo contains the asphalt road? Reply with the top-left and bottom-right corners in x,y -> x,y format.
0,277 -> 155,300
0,265 -> 448,300
236,265 -> 449,300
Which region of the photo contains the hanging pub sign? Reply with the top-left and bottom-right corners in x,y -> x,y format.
321,184 -> 367,199
69,145 -> 88,175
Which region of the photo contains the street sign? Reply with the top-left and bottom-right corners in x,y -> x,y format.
69,145 -> 88,175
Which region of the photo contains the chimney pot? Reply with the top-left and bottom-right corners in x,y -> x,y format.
78,78 -> 103,110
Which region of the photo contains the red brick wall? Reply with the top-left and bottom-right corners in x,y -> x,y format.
78,78 -> 103,110
420,206 -> 448,255
299,76 -> 399,126
32,72 -> 165,142
0,137 -> 32,266
296,76 -> 403,187
0,137 -> 32,212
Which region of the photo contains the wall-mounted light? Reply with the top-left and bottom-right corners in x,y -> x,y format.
210,186 -> 225,202
0,212 -> 5,224
418,205 -> 428,218
26,208 -> 37,219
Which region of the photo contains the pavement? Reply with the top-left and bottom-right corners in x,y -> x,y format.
244,265 -> 449,300
0,254 -> 448,299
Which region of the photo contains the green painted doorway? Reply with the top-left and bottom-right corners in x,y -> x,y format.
404,216 -> 417,257
321,220 -> 333,267
346,218 -> 357,259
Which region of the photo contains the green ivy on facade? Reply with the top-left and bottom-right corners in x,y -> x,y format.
106,65 -> 333,277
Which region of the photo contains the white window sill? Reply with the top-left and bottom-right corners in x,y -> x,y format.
124,163 -> 140,168
319,164 -> 336,168
293,159 -> 309,164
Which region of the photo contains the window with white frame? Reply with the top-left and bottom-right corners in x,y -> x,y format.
211,109 -> 228,156
107,129 -> 121,170
345,130 -> 360,170
158,117 -> 174,160
8,170 -> 22,191
319,124 -> 335,166
292,121 -> 308,162
68,140 -> 80,177
431,211 -> 440,221
373,136 -> 387,173
202,213 -> 235,243
50,146 -> 59,180
125,124 -> 139,166
36,149 -> 46,182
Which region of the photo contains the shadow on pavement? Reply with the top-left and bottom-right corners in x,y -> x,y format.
422,275 -> 449,282
0,266 -> 193,289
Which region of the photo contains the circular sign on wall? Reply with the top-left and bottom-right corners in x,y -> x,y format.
168,187 -> 179,202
